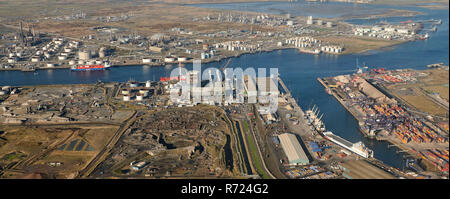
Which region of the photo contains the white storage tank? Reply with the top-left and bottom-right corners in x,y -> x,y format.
58,56 -> 67,61
129,82 -> 138,88
7,57 -> 16,63
177,56 -> 187,62
44,52 -> 51,59
123,95 -> 130,102
164,57 -> 175,63
99,47 -> 106,58
142,58 -> 152,64
47,63 -> 55,68
31,56 -> 40,62
69,60 -> 76,65
136,94 -> 144,101
121,89 -> 130,95
78,51 -> 91,60
78,60 -> 85,65
145,81 -> 151,88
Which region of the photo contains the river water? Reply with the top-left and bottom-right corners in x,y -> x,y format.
0,2 -> 448,169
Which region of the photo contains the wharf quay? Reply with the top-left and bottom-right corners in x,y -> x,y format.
278,76 -> 305,118
317,77 -> 423,164
317,77 -> 365,123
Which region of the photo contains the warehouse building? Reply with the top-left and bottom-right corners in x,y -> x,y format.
278,133 -> 310,166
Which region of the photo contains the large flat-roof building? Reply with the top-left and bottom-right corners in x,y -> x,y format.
278,133 -> 309,166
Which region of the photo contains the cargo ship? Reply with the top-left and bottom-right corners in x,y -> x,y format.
323,131 -> 374,158
305,105 -> 326,133
71,61 -> 111,71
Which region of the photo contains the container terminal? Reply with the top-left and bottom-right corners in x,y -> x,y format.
318,65 -> 449,177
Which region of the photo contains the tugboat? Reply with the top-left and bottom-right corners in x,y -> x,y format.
419,33 -> 430,40
325,87 -> 333,95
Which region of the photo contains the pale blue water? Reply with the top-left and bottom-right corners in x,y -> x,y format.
0,2 -> 448,169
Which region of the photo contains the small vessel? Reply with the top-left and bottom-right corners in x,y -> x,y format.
419,33 -> 430,40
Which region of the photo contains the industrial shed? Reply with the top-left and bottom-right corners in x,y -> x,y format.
278,133 -> 310,166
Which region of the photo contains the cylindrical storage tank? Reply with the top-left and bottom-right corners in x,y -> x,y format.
87,60 -> 95,65
44,52 -> 51,59
121,89 -> 130,95
2,86 -> 11,91
58,56 -> 67,61
139,89 -> 149,95
47,63 -> 55,68
16,52 -> 22,57
7,58 -> 16,63
129,82 -> 138,88
31,56 -> 40,62
326,22 -> 333,28
164,57 -> 175,63
43,46 -> 48,51
64,48 -> 72,53
95,60 -> 102,64
123,95 -> 130,102
0,90 -> 6,95
78,60 -> 85,65
99,47 -> 106,58
61,52 -> 68,56
78,51 -> 91,60
178,56 -> 187,62
36,51 -> 42,55
136,94 -> 144,101
9,53 -> 15,58
69,60 -> 76,65
145,81 -> 151,88
142,58 -> 152,63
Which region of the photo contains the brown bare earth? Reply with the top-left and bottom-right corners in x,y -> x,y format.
318,36 -> 405,54
387,68 -> 449,116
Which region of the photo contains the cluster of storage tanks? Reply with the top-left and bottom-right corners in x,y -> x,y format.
0,86 -> 19,96
162,56 -> 190,63
121,81 -> 152,102
306,16 -> 334,27
285,37 -> 320,48
321,45 -> 344,54
74,47 -> 109,66
214,41 -> 258,52
354,26 -> 414,40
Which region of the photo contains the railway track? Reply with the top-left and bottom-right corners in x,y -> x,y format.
76,111 -> 137,178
